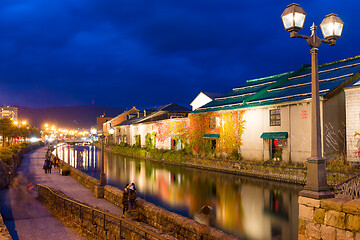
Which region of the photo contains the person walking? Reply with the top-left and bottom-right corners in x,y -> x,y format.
128,183 -> 137,211
48,160 -> 52,174
43,160 -> 48,174
121,185 -> 129,214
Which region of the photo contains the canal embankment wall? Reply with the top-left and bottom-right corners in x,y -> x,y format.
104,145 -> 355,188
59,160 -> 240,240
37,185 -> 177,240
298,195 -> 360,239
103,145 -> 307,185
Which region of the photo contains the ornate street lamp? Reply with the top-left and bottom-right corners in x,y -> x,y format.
320,14 -> 344,40
281,3 -> 306,33
281,4 -> 344,199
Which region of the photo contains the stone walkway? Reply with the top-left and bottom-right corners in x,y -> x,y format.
0,146 -> 122,240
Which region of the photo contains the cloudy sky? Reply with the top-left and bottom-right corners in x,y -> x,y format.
0,0 -> 359,109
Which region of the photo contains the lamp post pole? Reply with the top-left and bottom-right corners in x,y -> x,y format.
302,26 -> 334,199
281,4 -> 343,199
99,135 -> 106,186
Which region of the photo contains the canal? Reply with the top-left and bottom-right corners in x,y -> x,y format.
57,144 -> 302,240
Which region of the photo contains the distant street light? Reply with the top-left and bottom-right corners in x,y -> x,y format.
108,128 -> 115,145
99,135 -> 106,186
281,3 -> 344,199
91,128 -> 97,135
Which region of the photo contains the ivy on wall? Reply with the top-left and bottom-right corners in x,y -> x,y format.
145,132 -> 156,149
155,119 -> 189,143
188,110 -> 246,156
134,134 -> 141,147
218,111 -> 246,155
152,110 -> 246,156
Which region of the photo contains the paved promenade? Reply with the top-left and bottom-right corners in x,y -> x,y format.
0,146 -> 123,240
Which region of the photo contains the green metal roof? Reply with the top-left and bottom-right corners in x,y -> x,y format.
192,55 -> 360,114
260,132 -> 288,139
203,134 -> 220,139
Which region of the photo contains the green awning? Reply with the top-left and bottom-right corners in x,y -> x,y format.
203,134 -> 220,139
260,132 -> 288,139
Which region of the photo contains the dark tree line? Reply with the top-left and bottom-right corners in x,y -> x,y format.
0,118 -> 41,146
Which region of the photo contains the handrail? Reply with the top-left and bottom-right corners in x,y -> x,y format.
335,172 -> 360,199
335,172 -> 360,188
37,184 -> 167,240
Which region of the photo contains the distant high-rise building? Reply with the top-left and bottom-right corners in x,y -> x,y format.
1,105 -> 18,120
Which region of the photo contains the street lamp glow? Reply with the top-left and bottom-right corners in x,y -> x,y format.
13,121 -> 18,125
22,120 -> 27,125
281,3 -> 306,32
91,128 -> 97,135
109,128 -> 115,135
320,13 -> 344,40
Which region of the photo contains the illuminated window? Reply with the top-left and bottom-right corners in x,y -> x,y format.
209,117 -> 216,129
270,109 -> 281,126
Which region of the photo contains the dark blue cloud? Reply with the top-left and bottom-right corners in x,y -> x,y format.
0,0 -> 358,109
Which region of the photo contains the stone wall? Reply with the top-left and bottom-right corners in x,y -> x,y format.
60,161 -> 240,239
104,185 -> 239,240
38,185 -> 175,240
298,195 -> 360,240
60,161 -> 100,193
101,144 -> 307,185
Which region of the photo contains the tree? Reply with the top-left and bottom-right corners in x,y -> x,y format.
0,118 -> 14,146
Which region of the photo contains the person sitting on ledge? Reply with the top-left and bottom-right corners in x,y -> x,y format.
122,184 -> 129,214
128,183 -> 137,211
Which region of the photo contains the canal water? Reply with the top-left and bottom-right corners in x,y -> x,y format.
56,144 -> 302,240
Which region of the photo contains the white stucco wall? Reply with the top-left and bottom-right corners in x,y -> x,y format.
323,91 -> 346,157
288,102 -> 311,163
240,101 -> 313,163
345,86 -> 360,163
241,108 -> 264,161
190,93 -> 213,111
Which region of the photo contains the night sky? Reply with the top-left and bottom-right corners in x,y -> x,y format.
0,0 -> 359,110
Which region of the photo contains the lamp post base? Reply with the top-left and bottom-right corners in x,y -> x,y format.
299,189 -> 334,199
100,172 -> 106,186
300,157 -> 335,199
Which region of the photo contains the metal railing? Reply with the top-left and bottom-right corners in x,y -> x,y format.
37,184 -> 167,240
336,172 -> 360,199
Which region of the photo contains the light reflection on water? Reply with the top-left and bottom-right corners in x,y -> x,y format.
57,145 -> 302,240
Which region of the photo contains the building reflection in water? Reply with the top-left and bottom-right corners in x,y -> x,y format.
58,145 -> 301,240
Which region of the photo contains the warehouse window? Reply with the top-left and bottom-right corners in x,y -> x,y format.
270,109 -> 281,126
